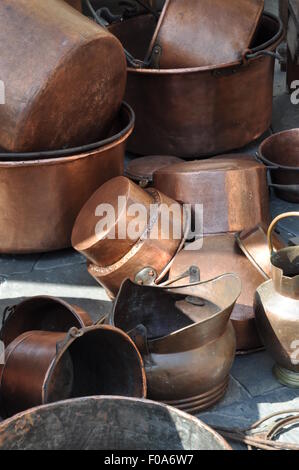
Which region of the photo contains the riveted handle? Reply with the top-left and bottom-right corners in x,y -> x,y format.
268,212 -> 299,254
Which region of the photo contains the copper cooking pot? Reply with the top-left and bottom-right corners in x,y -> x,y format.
109,275 -> 240,413
0,296 -> 93,347
259,129 -> 299,203
0,103 -> 133,254
65,0 -> 82,10
255,213 -> 299,388
125,155 -> 183,187
108,12 -> 283,157
153,154 -> 270,235
0,0 -> 126,152
146,0 -> 264,68
0,396 -> 231,450
85,188 -> 188,298
0,325 -> 146,418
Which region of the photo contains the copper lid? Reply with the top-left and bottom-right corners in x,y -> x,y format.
125,155 -> 183,185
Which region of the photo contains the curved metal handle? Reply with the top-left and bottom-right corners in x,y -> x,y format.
268,212 -> 299,254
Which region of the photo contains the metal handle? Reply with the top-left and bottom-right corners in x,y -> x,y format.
255,152 -> 280,170
268,212 -> 299,254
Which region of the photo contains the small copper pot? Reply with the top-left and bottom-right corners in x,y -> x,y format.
109,275 -> 240,413
125,155 -> 183,187
0,325 -> 146,418
0,296 -> 93,347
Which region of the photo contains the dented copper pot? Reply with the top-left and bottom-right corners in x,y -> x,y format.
109,274 -> 240,413
0,325 -> 146,418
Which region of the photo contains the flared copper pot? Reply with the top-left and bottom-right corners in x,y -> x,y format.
0,103 -> 134,254
108,13 -> 283,158
169,236 -> 266,352
0,397 -> 231,450
0,325 -> 146,418
109,276 -> 240,412
0,296 -> 93,347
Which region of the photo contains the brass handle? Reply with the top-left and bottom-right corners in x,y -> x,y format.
268,212 -> 299,254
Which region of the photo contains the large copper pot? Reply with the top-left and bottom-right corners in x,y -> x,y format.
109,275 -> 240,413
0,0 -> 126,152
0,103 -> 133,254
108,12 -> 283,157
65,0 -> 82,10
0,396 -> 231,450
255,213 -> 299,388
0,325 -> 146,418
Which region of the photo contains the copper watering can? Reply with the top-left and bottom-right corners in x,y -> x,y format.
255,212 -> 299,388
108,271 -> 241,413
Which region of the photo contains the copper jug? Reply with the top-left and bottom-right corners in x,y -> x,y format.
255,212 -> 299,388
109,274 -> 241,413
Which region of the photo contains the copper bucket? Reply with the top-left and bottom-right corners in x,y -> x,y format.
109,275 -> 240,413
255,213 -> 299,388
0,396 -> 231,450
108,12 -> 283,157
0,296 -> 93,347
0,103 -> 134,254
0,325 -> 146,418
146,0 -> 264,68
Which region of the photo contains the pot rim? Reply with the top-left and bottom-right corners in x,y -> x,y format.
125,12 -> 283,75
0,102 -> 135,165
259,128 -> 299,171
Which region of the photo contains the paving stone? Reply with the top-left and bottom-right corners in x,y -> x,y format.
272,93 -> 299,133
34,249 -> 85,270
0,254 -> 40,277
271,195 -> 299,238
231,351 -> 285,397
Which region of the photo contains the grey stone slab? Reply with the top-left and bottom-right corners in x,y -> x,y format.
272,93 -> 299,133
0,254 -> 40,277
207,376 -> 252,412
34,249 -> 85,270
271,195 -> 299,238
231,351 -> 285,397
265,0 -> 279,15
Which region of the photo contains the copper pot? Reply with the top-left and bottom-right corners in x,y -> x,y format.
0,325 -> 146,418
153,155 -> 270,235
0,396 -> 231,450
109,275 -> 240,413
65,0 -> 82,10
259,129 -> 299,203
125,155 -> 183,187
86,188 -> 188,298
146,0 -> 264,68
169,236 -> 265,353
108,13 -> 283,157
255,212 -> 299,388
0,0 -> 126,152
0,296 -> 93,347
0,103 -> 133,254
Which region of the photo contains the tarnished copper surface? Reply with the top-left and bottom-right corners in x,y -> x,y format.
146,0 -> 264,68
109,275 -> 239,410
72,177 -> 153,267
0,103 -> 133,254
86,188 -> 186,298
0,0 -> 126,152
236,224 -> 284,279
65,0 -> 82,10
153,155 -> 270,235
169,237 -> 265,352
0,296 -> 93,347
259,129 -> 299,202
125,155 -> 183,186
0,325 -> 146,418
109,13 -> 283,157
0,397 -> 231,450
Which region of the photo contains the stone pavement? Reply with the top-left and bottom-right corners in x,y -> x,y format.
0,0 -> 299,450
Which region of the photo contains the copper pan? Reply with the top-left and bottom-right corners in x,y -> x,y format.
146,0 -> 264,68
0,325 -> 146,418
0,0 -> 126,152
0,103 -> 133,254
72,176 -> 153,267
259,129 -> 299,203
86,188 -> 188,298
109,275 -> 239,409
125,155 -> 183,187
153,154 -> 270,235
169,236 -> 265,353
0,296 -> 93,347
108,13 -> 283,157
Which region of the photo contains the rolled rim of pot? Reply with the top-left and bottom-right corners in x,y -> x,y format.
259,128 -> 299,171
0,102 -> 135,162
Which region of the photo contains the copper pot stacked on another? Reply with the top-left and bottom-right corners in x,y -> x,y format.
72,176 -> 187,298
